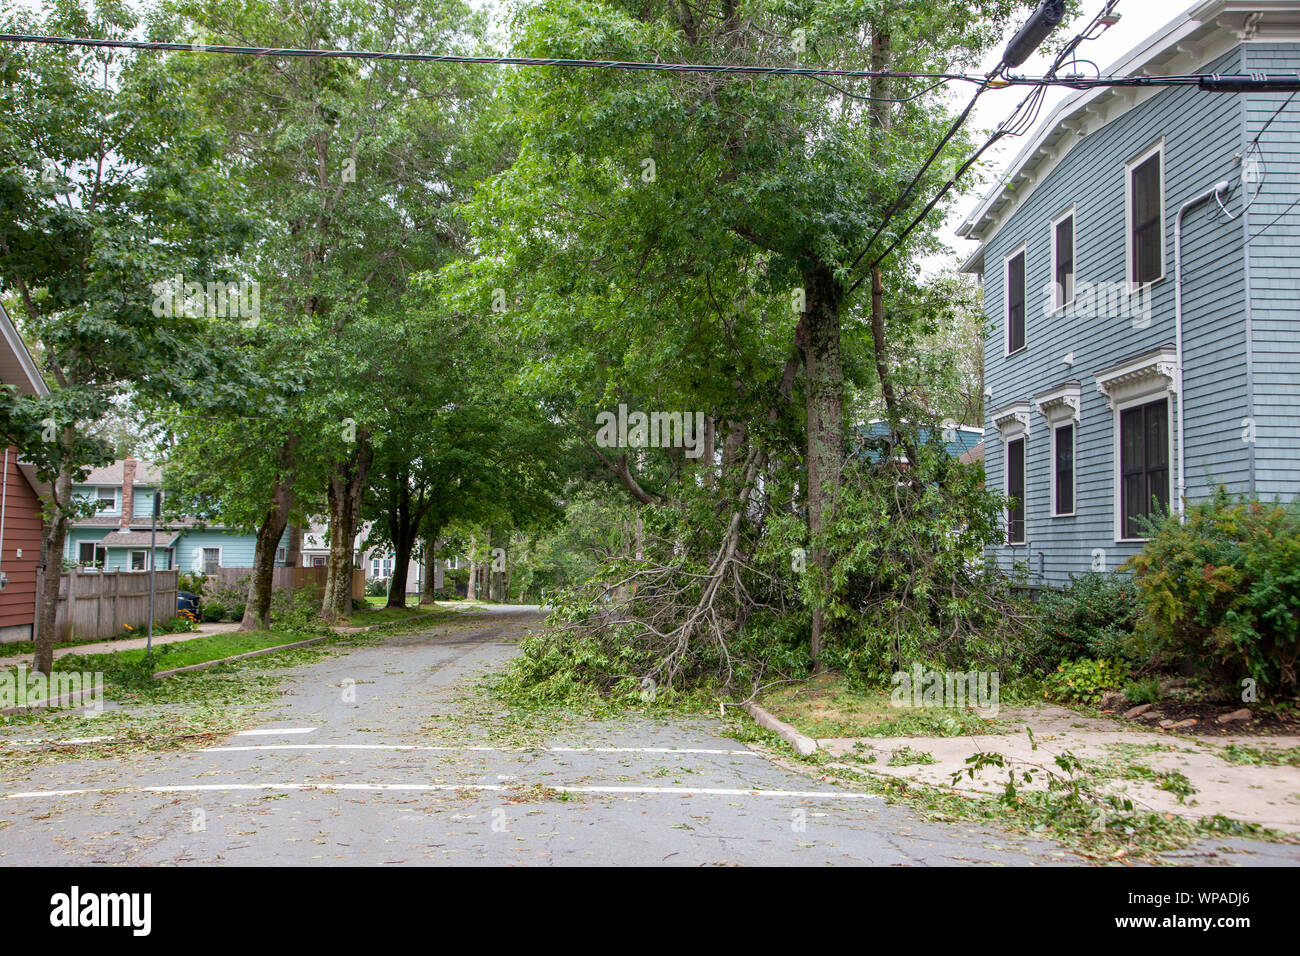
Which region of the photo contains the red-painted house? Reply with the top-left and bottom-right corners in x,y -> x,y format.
0,301 -> 48,643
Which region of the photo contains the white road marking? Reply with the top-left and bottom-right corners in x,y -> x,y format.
198,743 -> 761,756
3,782 -> 878,801
233,727 -> 318,737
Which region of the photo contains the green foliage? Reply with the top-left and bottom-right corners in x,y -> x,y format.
1040,658 -> 1131,705
268,586 -> 329,635
177,573 -> 206,597
1123,489 -> 1300,695
364,578 -> 387,597
813,423 -> 1032,682
1121,678 -> 1161,705
1034,572 -> 1143,665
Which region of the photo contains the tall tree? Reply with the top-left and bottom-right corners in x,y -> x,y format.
156,0 -> 493,620
447,0 -> 1019,669
0,0 -> 252,671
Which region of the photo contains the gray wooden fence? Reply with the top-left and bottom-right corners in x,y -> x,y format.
54,568 -> 180,642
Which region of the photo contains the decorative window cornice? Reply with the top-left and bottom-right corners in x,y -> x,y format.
1035,381 -> 1082,425
992,401 -> 1033,438
1094,346 -> 1177,409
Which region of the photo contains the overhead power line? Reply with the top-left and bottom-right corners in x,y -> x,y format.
846,0 -> 1125,293
1,33 -> 1299,91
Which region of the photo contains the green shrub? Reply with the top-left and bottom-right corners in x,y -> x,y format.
1123,489 -> 1300,695
269,585 -> 327,634
365,577 -> 387,597
1041,658 -> 1131,705
1035,572 -> 1143,665
1122,678 -> 1161,705
814,425 -> 1035,682
177,573 -> 205,596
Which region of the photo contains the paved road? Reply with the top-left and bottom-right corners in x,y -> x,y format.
0,608 -> 1293,866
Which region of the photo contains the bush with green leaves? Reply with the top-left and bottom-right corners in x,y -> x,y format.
1041,658 -> 1131,705
269,585 -> 328,635
1123,489 -> 1300,695
1034,572 -> 1143,666
813,426 -> 1034,683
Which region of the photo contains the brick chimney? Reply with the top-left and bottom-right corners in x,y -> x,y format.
120,458 -> 136,529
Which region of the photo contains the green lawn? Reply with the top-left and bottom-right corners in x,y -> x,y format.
1,630 -> 319,685
343,601 -> 438,627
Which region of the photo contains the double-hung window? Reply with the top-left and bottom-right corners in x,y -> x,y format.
1120,398 -> 1170,539
1005,246 -> 1027,353
1052,210 -> 1075,309
1053,424 -> 1075,516
1128,144 -> 1164,286
1006,437 -> 1026,544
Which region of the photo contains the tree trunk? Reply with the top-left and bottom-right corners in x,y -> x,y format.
386,531 -> 415,609
322,441 -> 372,621
243,442 -> 296,630
285,523 -> 302,568
467,532 -> 477,600
242,504 -> 290,630
32,461 -> 73,675
799,262 -> 845,673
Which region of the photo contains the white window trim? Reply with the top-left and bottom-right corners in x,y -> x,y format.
992,401 -> 1032,545
1003,435 -> 1028,545
199,546 -> 223,573
1049,205 -> 1077,313
130,549 -> 149,571
78,541 -> 97,564
1125,139 -> 1166,293
1003,242 -> 1029,356
1035,382 -> 1081,518
1050,423 -> 1077,517
1096,347 -> 1177,543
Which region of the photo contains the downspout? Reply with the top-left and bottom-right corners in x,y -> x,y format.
1174,179 -> 1231,520
0,448 -> 8,588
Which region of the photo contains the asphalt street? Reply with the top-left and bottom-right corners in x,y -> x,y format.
0,607 -> 1294,866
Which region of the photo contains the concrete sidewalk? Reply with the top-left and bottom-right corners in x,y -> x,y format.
819,704 -> 1300,833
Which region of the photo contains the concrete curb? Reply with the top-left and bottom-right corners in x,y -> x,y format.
153,635 -> 334,678
744,701 -> 819,756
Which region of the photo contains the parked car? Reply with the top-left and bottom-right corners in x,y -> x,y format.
177,591 -> 201,616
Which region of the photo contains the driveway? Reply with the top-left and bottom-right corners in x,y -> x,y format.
0,608 -> 1292,866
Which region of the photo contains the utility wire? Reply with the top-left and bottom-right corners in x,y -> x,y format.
846,0 -> 1125,293
0,33 -> 1298,90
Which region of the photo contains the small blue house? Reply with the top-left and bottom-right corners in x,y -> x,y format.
855,420 -> 985,461
65,459 -> 287,575
957,0 -> 1299,587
